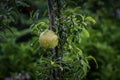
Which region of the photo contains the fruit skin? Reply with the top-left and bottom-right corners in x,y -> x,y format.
39,30 -> 58,49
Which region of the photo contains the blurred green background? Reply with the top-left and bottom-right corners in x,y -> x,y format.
0,0 -> 120,80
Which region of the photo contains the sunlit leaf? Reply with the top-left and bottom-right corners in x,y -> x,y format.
81,28 -> 90,38
85,16 -> 96,24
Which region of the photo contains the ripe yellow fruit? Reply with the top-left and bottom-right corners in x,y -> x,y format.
39,30 -> 58,49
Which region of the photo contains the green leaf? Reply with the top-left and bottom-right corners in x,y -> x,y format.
79,14 -> 85,21
50,61 -> 55,65
76,47 -> 83,55
62,54 -> 73,62
40,22 -> 46,26
81,28 -> 90,38
80,60 -> 88,78
86,55 -> 98,69
85,16 -> 96,24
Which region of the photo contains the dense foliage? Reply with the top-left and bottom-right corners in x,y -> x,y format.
0,0 -> 120,80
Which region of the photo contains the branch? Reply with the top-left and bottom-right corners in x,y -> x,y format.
47,0 -> 57,79
47,0 -> 55,30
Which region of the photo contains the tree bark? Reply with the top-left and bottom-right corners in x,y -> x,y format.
47,0 -> 55,30
47,0 -> 57,80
